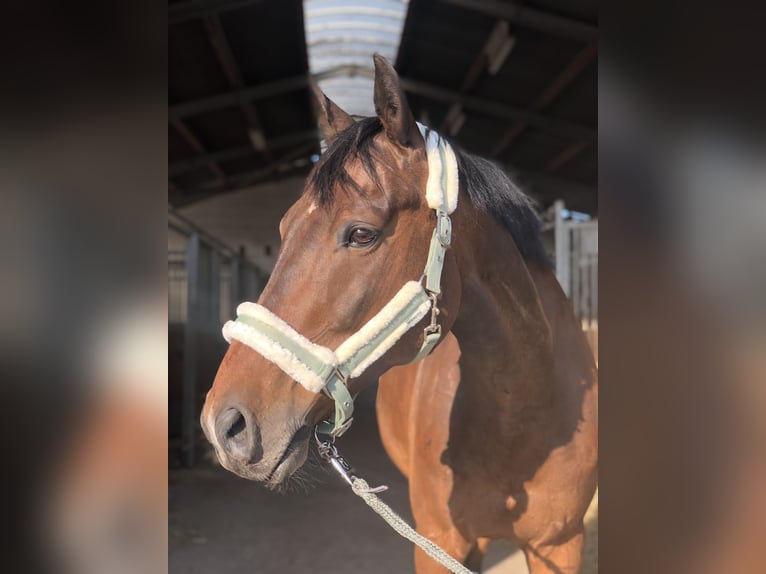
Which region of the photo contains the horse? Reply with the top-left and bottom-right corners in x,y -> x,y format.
200,54 -> 597,573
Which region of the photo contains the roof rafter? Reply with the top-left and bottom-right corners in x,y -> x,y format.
170,129 -> 318,178
170,118 -> 226,181
171,142 -> 594,208
490,42 -> 597,158
544,140 -> 590,172
172,142 -> 317,207
169,65 -> 596,142
438,20 -> 500,135
202,13 -> 273,161
400,76 -> 596,141
440,0 -> 597,42
169,0 -> 266,25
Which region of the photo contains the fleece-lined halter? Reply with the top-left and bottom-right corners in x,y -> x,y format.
222,123 -> 458,437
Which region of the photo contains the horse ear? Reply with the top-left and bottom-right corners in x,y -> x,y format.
309,80 -> 355,144
372,54 -> 422,149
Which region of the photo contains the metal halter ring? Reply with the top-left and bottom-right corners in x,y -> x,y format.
314,425 -> 335,448
424,292 -> 441,336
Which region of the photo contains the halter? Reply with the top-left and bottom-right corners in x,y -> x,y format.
222,123 -> 458,437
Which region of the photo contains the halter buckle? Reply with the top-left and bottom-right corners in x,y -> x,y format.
333,416 -> 355,436
424,323 -> 442,336
435,210 -> 452,247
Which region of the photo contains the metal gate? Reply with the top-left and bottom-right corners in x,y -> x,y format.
548,200 -> 598,360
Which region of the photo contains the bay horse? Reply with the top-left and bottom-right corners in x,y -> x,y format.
201,55 -> 597,573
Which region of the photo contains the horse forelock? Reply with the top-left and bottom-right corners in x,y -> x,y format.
306,117 -> 386,206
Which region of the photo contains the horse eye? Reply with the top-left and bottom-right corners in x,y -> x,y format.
348,227 -> 377,247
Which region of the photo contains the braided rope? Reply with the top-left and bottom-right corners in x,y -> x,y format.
351,478 -> 475,574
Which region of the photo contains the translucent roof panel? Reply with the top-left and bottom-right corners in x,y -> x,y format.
304,0 -> 409,118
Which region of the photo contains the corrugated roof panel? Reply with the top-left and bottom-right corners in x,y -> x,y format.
304,0 -> 409,117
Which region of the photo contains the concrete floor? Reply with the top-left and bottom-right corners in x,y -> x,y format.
170,395 -> 596,573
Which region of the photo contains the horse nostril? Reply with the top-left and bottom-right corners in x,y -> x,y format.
215,406 -> 262,464
225,411 -> 247,442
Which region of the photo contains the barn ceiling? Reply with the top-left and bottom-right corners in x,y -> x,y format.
168,0 -> 597,213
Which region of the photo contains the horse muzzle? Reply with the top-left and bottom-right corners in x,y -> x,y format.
204,404 -> 310,484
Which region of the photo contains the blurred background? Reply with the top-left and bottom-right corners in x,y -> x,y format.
3,0 -> 764,573
168,1 -> 597,572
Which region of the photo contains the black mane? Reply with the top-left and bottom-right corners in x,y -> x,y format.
307,117 -> 550,266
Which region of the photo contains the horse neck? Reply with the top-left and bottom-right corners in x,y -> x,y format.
450,206 -> 556,409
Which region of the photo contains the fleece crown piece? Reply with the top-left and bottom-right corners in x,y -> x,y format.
417,122 -> 458,214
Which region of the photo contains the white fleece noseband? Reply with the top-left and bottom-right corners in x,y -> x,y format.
223,281 -> 431,393
222,123 -> 458,436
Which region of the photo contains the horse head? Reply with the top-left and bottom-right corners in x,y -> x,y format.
200,55 -> 461,487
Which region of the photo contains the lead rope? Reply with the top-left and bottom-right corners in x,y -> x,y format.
315,431 -> 475,574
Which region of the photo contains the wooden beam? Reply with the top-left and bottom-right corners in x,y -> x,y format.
173,150 -> 595,209
440,20 -> 520,136
169,64 -> 595,141
172,158 -> 314,208
169,129 -> 318,177
168,66 -> 373,119
170,118 -> 226,180
535,43 -> 598,110
171,145 -> 254,179
169,0 -> 264,25
169,74 -> 310,119
400,76 -> 596,141
544,140 -> 590,172
441,0 -> 597,42
439,35 -> 490,134
515,170 -> 595,200
491,42 -> 597,157
202,13 -> 273,161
